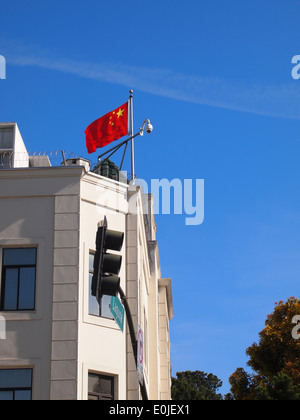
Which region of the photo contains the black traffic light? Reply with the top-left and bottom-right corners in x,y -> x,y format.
91,217 -> 124,302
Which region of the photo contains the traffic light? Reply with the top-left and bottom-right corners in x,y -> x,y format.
91,217 -> 124,302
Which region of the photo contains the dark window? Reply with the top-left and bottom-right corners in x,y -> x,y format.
0,369 -> 32,400
89,252 -> 113,319
0,127 -> 14,149
1,248 -> 37,311
88,373 -> 114,401
0,152 -> 13,169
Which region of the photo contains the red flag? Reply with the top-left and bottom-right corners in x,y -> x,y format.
85,102 -> 128,154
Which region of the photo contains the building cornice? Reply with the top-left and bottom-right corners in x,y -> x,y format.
158,278 -> 174,321
0,165 -> 85,180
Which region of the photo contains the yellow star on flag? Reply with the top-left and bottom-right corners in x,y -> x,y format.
117,108 -> 124,118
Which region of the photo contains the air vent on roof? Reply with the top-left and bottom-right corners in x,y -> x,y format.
62,158 -> 90,172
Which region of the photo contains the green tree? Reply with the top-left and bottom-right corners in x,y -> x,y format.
247,297 -> 300,383
228,368 -> 257,400
257,373 -> 300,400
229,369 -> 300,400
172,370 -> 223,400
229,298 -> 300,400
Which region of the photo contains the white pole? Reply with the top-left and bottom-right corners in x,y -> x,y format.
129,90 -> 135,181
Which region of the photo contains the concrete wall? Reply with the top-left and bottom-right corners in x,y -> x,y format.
78,172 -> 128,400
50,191 -> 81,400
0,167 -> 82,400
13,124 -> 29,168
158,279 -> 173,400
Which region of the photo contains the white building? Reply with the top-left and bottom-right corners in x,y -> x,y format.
0,123 -> 174,400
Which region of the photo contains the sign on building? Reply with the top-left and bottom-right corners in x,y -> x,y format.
137,324 -> 144,386
110,296 -> 125,332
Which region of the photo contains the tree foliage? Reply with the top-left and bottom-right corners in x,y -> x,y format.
172,370 -> 223,400
229,297 -> 300,400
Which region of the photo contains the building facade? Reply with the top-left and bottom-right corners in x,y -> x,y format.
0,123 -> 173,400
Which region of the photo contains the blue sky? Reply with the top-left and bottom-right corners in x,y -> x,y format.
1,0 -> 300,395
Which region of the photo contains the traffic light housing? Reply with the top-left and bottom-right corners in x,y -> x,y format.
91,217 -> 124,302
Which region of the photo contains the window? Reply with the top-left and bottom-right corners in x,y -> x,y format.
88,373 -> 114,401
0,369 -> 32,400
0,127 -> 14,169
1,248 -> 37,311
0,127 -> 14,149
88,252 -> 113,319
0,152 -> 12,169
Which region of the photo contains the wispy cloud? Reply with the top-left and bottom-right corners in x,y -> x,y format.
3,40 -> 300,119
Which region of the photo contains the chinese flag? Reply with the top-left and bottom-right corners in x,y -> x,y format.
85,102 -> 128,154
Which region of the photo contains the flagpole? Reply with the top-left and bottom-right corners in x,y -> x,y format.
129,90 -> 135,181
